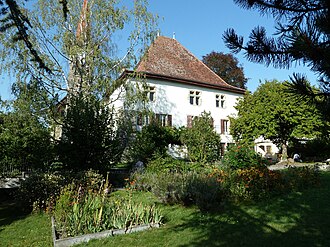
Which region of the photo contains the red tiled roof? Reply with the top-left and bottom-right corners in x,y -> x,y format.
134,36 -> 245,94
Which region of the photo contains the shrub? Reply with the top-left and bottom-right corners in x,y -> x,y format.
180,111 -> 221,163
127,123 -> 179,164
222,144 -> 268,170
16,169 -> 106,212
130,170 -> 224,212
209,165 -> 320,202
58,95 -> 118,171
16,172 -> 66,212
146,154 -> 203,173
281,166 -> 320,190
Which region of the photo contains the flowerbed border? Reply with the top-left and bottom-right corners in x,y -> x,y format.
51,217 -> 160,247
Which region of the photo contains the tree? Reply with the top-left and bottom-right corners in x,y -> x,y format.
180,111 -> 221,163
128,122 -> 178,164
57,94 -> 118,171
0,82 -> 53,174
202,51 -> 248,89
223,0 -> 330,120
0,0 -> 158,107
230,80 -> 325,160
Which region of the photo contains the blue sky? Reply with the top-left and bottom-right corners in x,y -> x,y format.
0,0 -> 319,100
148,0 -> 318,91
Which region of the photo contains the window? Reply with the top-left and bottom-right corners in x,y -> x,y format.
266,145 -> 272,154
220,119 -> 229,134
216,94 -> 225,108
156,114 -> 172,127
189,90 -> 201,105
136,113 -> 172,128
145,86 -> 156,102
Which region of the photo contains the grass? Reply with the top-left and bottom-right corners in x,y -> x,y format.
1,172 -> 330,247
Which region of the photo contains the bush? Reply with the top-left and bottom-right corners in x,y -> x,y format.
146,154 -> 203,173
130,170 -> 224,212
209,165 -> 320,202
127,123 -> 179,164
16,172 -> 66,212
180,111 -> 221,163
281,166 -> 320,190
222,144 -> 268,170
16,170 -> 106,212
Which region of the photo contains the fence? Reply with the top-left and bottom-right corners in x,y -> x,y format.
0,164 -> 32,178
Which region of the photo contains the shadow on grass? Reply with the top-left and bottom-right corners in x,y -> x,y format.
172,172 -> 330,247
0,188 -> 29,231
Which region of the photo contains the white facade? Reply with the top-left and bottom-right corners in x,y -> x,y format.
254,136 -> 280,160
112,76 -> 243,147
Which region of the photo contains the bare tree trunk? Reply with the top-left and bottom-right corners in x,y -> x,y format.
281,143 -> 288,161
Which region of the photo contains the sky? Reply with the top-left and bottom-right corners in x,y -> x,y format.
0,0 -> 319,100
146,0 -> 318,91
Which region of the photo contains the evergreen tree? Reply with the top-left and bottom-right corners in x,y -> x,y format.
223,0 -> 330,120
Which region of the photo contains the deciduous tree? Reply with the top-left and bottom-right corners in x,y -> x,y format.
0,0 -> 158,105
202,51 -> 247,89
230,80 -> 325,160
180,111 -> 221,163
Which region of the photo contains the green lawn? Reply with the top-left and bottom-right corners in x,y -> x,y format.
1,172 -> 330,247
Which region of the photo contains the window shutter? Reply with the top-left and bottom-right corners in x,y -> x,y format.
155,114 -> 160,125
187,115 -> 193,128
167,115 -> 172,127
137,113 -> 143,126
210,117 -> 214,127
220,119 -> 225,134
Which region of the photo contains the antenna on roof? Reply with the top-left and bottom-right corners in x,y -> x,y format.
173,32 -> 176,40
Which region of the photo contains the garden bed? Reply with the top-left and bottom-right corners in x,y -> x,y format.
51,217 -> 160,247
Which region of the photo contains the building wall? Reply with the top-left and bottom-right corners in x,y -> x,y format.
111,77 -> 243,145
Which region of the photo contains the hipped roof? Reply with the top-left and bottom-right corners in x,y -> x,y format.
124,36 -> 245,94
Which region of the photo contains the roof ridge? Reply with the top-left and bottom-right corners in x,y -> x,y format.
134,35 -> 245,93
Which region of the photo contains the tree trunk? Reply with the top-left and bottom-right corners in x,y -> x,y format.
281,143 -> 288,161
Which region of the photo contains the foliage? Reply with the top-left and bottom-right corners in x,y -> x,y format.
130,170 -> 225,212
281,166 -> 321,191
180,111 -> 221,163
224,0 -> 330,122
230,80 -> 325,159
289,137 -> 330,162
55,179 -> 162,238
16,169 -> 105,212
58,95 -> 120,171
210,165 -> 320,201
146,153 -> 203,173
2,172 -> 330,246
221,144 -> 268,170
0,0 -> 158,102
16,172 -> 66,212
0,83 -> 54,173
202,51 -> 247,89
128,123 -> 179,163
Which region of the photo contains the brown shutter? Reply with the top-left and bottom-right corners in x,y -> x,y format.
220,119 -> 225,134
167,115 -> 172,127
187,115 -> 193,128
137,113 -> 142,126
210,117 -> 214,127
155,114 -> 160,125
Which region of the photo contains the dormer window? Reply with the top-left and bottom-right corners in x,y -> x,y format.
189,90 -> 201,106
216,94 -> 225,108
